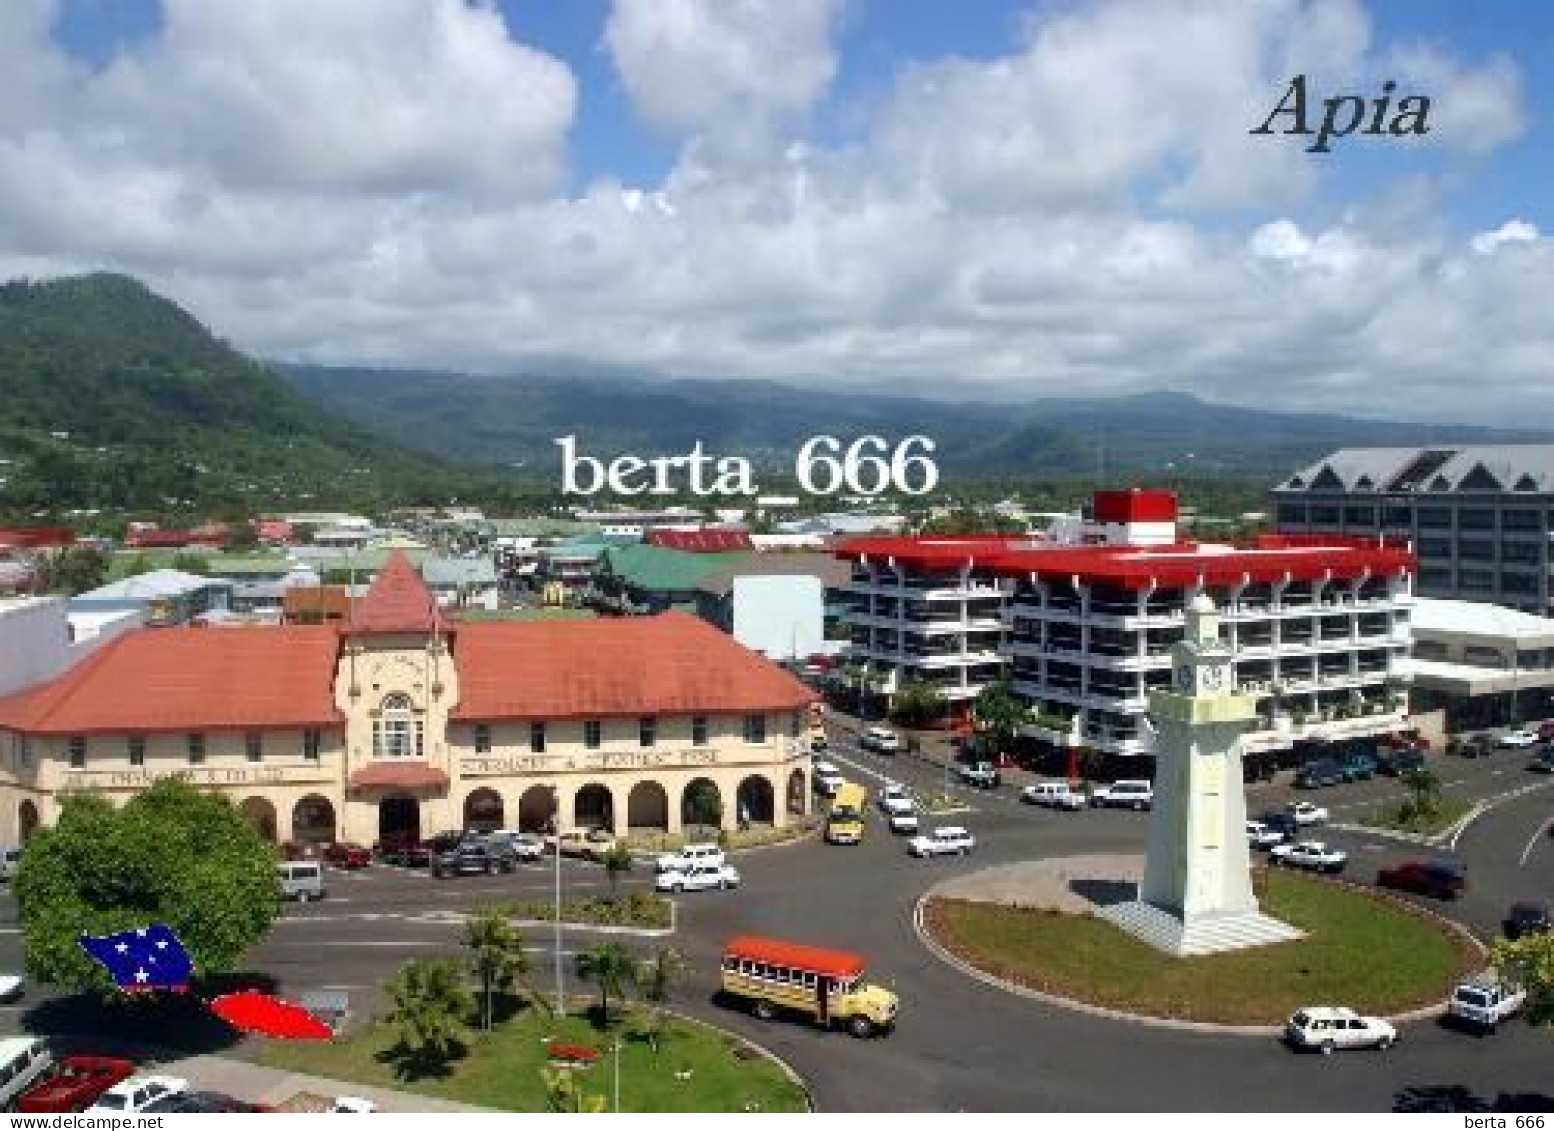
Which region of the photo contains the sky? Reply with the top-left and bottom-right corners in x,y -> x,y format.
4,0 -> 1551,424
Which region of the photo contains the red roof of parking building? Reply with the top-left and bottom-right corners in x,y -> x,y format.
452,611 -> 814,721
0,626 -> 344,735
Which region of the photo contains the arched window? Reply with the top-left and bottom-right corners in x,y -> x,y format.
374,693 -> 421,758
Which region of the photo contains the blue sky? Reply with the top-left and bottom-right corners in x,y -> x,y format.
8,1 -> 1551,422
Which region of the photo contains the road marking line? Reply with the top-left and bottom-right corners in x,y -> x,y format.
1519,819 -> 1551,867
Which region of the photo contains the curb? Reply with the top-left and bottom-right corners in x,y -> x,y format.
912,870 -> 1484,1037
658,1005 -> 816,1113
508,899 -> 676,938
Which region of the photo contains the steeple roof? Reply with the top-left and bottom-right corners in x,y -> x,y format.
349,552 -> 441,635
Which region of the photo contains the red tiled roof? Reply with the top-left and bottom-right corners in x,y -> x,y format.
452,611 -> 814,722
646,529 -> 755,553
0,527 -> 76,549
0,626 -> 344,736
349,552 -> 442,635
348,762 -> 449,789
723,935 -> 864,979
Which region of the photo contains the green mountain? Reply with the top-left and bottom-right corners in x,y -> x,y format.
0,274 -> 477,514
279,365 -> 1554,482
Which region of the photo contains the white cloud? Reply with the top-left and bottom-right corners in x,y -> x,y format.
604,0 -> 843,138
0,0 -> 1545,427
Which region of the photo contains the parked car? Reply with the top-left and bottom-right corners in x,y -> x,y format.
276,860 -> 325,902
0,973 -> 23,1003
1503,901 -> 1551,939
1526,746 -> 1554,774
859,726 -> 903,754
281,840 -> 326,860
145,1090 -> 272,1113
1021,781 -> 1087,810
1294,759 -> 1343,788
432,843 -> 516,878
655,843 -> 726,874
1245,821 -> 1288,850
1499,728 -> 1540,748
0,846 -> 21,881
375,834 -> 432,867
1337,750 -> 1378,782
331,1096 -> 378,1113
955,762 -> 1000,790
877,782 -> 911,810
1539,720 -> 1554,742
1376,860 -> 1466,900
1271,841 -> 1348,874
16,1056 -> 134,1114
1457,734 -> 1495,759
86,1075 -> 189,1114
907,826 -> 976,858
0,1038 -> 54,1111
323,842 -> 372,870
1376,748 -> 1426,776
551,828 -> 617,861
1090,779 -> 1154,810
811,761 -> 845,797
481,830 -> 546,861
1446,976 -> 1527,1034
1287,801 -> 1329,826
655,863 -> 741,892
1255,810 -> 1301,844
877,794 -> 919,834
1284,1007 -> 1397,1054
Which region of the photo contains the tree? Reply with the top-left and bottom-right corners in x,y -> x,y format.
462,905 -> 532,1031
971,677 -> 1027,758
1492,933 -> 1554,1026
599,843 -> 634,899
541,1067 -> 607,1113
889,679 -> 948,728
634,946 -> 689,1053
1397,767 -> 1443,825
575,940 -> 638,1023
384,957 -> 473,1067
14,777 -> 279,994
170,552 -> 209,576
684,781 -> 721,832
32,545 -> 109,595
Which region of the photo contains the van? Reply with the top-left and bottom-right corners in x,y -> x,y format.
1091,780 -> 1154,810
824,783 -> 868,845
0,849 -> 20,882
277,861 -> 325,902
0,1037 -> 55,1111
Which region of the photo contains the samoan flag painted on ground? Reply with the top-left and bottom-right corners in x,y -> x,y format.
78,924 -> 194,992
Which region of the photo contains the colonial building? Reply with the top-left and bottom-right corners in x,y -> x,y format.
0,555 -> 814,847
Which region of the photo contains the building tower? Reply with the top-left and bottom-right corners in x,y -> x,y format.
1100,592 -> 1303,955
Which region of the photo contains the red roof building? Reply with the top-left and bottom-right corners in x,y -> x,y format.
347,552 -> 443,635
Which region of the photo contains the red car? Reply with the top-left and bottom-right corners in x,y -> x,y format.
323,843 -> 372,869
374,834 -> 432,867
17,1057 -> 135,1113
281,841 -> 326,861
1376,860 -> 1466,900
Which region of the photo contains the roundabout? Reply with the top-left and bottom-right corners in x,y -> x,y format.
915,855 -> 1483,1030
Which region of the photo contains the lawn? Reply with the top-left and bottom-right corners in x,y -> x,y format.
258,1001 -> 808,1113
1357,796 -> 1474,837
926,870 -> 1479,1024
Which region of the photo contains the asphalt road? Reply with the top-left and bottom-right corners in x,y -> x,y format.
1,740 -> 1550,1112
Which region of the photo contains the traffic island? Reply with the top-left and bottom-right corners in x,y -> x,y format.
918,858 -> 1480,1028
258,1001 -> 809,1113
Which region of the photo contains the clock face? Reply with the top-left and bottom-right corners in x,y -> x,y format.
1202,664 -> 1226,692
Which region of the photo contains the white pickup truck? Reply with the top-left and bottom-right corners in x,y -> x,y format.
1447,976 -> 1527,1033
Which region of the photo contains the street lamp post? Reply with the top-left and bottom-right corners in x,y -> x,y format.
551,786 -> 564,1017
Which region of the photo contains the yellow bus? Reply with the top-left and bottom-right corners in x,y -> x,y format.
719,935 -> 898,1038
824,782 -> 868,845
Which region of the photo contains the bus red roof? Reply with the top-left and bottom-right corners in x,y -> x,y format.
723,935 -> 865,979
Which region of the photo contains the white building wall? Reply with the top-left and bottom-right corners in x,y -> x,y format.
731,576 -> 824,661
0,598 -> 73,698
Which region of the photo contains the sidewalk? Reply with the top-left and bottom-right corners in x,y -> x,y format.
164,1052 -> 493,1112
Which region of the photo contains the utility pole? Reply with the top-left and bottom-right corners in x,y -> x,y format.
613,1038 -> 621,1113
552,786 -> 564,1017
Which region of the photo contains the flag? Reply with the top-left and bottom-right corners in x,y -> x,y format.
78,924 -> 193,992
209,991 -> 333,1040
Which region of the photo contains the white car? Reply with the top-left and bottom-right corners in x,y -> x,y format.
1245,821 -> 1287,850
1270,840 -> 1347,873
654,842 -> 725,874
332,1096 -> 379,1113
1090,779 -> 1154,810
812,761 -> 845,797
88,1075 -> 189,1113
483,830 -> 545,861
880,795 -> 919,834
859,726 -> 903,753
1287,801 -> 1329,826
1021,781 -> 1086,810
1498,728 -> 1540,748
1284,1007 -> 1397,1054
655,863 -> 741,892
907,826 -> 976,858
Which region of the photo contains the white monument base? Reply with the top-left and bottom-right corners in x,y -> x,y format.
1099,899 -> 1304,957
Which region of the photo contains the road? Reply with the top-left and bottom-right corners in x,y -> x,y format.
1,738 -> 1550,1112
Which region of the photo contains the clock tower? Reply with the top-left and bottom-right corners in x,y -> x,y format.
1100,592 -> 1303,955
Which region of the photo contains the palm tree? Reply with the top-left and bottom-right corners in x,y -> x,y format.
635,946 -> 690,1053
575,940 -> 638,1023
1399,767 -> 1444,825
383,957 -> 473,1068
462,905 -> 532,1031
599,842 -> 634,899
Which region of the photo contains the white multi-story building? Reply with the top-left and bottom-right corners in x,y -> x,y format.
837,490 -> 1416,760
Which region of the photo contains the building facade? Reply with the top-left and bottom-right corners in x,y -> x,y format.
1273,446 -> 1554,614
0,555 -> 814,847
837,490 -> 1416,760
